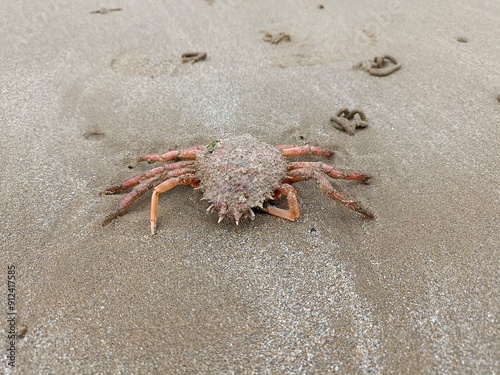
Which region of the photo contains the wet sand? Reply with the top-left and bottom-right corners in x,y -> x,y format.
1,0 -> 499,373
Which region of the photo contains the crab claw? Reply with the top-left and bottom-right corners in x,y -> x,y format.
218,216 -> 224,224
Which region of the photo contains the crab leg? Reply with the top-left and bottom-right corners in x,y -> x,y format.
279,145 -> 333,158
312,171 -> 374,218
102,161 -> 195,194
101,168 -> 195,226
260,183 -> 300,221
150,174 -> 199,235
101,174 -> 165,227
287,162 -> 371,183
138,145 -> 205,164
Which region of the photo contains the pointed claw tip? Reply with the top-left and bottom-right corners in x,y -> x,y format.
101,211 -> 120,227
362,175 -> 373,184
365,212 -> 376,219
218,216 -> 224,224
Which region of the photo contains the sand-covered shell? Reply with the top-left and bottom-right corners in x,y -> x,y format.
196,134 -> 287,222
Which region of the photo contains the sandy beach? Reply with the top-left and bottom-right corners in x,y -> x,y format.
1,0 -> 499,373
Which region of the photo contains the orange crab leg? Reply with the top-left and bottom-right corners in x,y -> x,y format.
102,161 -> 195,194
138,145 -> 205,164
150,174 -> 199,235
260,183 -> 300,221
279,145 -> 333,158
101,168 -> 196,227
313,171 -> 374,218
101,174 -> 165,227
287,162 -> 371,183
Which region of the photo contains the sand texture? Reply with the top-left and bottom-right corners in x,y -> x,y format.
1,0 -> 499,373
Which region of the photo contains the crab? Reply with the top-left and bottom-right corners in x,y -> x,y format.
101,134 -> 374,234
